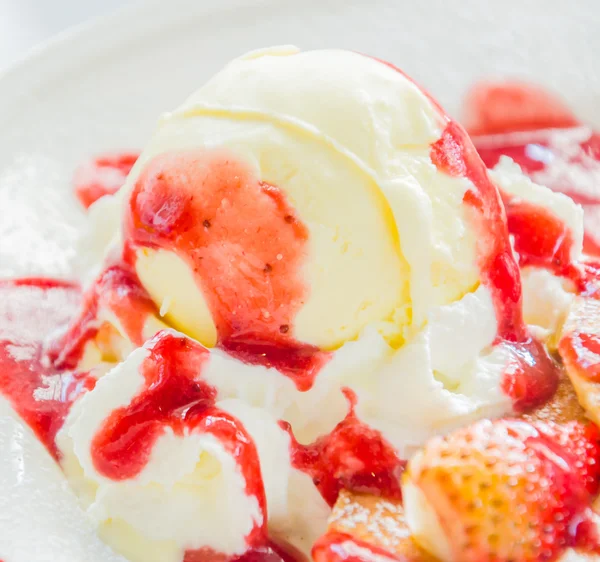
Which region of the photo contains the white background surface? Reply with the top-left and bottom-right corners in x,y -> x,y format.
0,0 -> 126,70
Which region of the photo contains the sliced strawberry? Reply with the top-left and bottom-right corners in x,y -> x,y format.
463,82 -> 579,136
312,531 -> 407,562
74,152 -> 139,209
561,330 -> 600,382
316,490 -> 436,562
559,295 -> 600,426
404,419 -> 600,562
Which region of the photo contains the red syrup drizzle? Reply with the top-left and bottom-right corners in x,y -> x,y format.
429,121 -> 560,412
374,58 -> 561,412
125,149 -> 330,391
516,421 -> 600,559
91,330 -> 299,561
461,83 -> 600,389
0,279 -> 94,458
312,532 -> 402,562
74,152 -> 139,209
281,389 -> 405,507
49,263 -> 159,370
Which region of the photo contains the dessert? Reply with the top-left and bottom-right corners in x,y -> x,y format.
2,49 -> 600,562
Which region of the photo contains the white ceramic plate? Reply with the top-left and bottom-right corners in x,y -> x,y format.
1,0 -> 599,559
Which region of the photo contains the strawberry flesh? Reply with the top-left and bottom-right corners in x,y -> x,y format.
408,419 -> 600,562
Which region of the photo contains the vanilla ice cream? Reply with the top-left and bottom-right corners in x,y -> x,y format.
58,46 -> 586,562
90,46 -> 484,353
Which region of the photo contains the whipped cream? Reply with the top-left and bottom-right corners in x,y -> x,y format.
58,331 -> 329,560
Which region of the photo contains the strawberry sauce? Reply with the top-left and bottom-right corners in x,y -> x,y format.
512,421 -> 600,558
49,264 -> 159,370
431,122 -> 524,341
74,152 -> 139,209
91,330 -> 270,553
465,82 -> 600,257
0,279 -> 93,458
462,83 -> 600,390
503,195 -> 581,278
282,390 -> 405,507
430,122 -> 559,411
312,532 -> 401,562
184,540 -> 306,562
499,339 -> 561,413
560,330 -> 600,383
125,149 -> 329,390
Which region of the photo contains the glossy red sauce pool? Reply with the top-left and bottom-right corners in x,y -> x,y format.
499,339 -> 561,413
125,149 -> 330,390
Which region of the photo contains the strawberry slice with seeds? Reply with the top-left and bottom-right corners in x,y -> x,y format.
559,295 -> 600,427
403,419 -> 600,562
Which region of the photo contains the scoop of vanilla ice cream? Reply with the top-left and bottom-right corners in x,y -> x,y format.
92,46 -> 485,351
